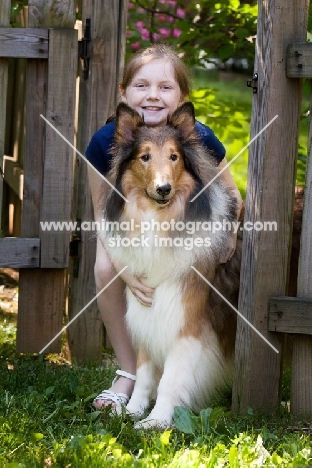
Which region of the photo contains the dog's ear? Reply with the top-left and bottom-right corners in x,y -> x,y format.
115,102 -> 144,144
168,102 -> 195,139
105,186 -> 125,222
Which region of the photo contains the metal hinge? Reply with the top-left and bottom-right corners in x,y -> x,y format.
247,73 -> 258,94
78,18 -> 91,80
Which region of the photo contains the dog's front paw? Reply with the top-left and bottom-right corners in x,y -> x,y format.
126,400 -> 147,418
133,416 -> 172,430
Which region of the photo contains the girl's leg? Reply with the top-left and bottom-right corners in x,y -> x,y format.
94,238 -> 136,398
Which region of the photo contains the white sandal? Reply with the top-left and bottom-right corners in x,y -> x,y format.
92,370 -> 136,415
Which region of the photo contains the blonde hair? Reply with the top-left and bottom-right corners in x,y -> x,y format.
120,43 -> 191,98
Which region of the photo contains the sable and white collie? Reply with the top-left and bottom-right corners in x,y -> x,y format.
100,102 -> 241,429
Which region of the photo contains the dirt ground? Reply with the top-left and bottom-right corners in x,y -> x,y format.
0,268 -> 19,316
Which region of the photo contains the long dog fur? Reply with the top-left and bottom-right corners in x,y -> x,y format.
100,102 -> 241,429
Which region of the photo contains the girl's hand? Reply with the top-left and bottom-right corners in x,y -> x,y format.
115,262 -> 155,307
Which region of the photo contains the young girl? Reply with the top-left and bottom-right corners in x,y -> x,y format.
86,43 -> 242,413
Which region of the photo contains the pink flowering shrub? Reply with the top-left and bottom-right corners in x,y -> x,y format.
127,1 -> 184,52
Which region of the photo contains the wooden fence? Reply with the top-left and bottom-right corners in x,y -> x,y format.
0,0 -> 77,354
0,0 -> 311,417
232,0 -> 312,417
0,0 -> 128,358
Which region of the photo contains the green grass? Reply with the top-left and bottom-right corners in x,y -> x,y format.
191,68 -> 309,198
0,71 -> 311,467
1,303 -> 312,467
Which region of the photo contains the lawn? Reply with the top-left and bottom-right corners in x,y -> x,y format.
1,269 -> 312,467
191,68 -> 309,198
0,71 -> 311,467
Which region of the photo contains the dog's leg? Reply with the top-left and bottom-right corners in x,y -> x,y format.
133,334 -> 217,430
134,269 -> 228,430
126,347 -> 159,417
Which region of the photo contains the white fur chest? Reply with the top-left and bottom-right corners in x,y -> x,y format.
126,280 -> 185,370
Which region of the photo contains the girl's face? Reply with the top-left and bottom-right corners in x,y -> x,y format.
121,59 -> 184,127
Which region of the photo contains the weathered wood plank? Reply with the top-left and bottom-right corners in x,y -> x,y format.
17,0 -> 76,354
0,28 -> 48,58
269,297 -> 312,334
40,27 -> 78,268
21,59 -> 46,234
0,0 -> 10,233
287,42 -> 312,78
17,269 -> 65,353
232,0 -> 309,413
17,3 -> 52,354
291,80 -> 312,417
17,55 -> 59,350
67,0 -> 128,364
0,1 -> 10,26
0,238 -> 40,268
28,0 -> 76,28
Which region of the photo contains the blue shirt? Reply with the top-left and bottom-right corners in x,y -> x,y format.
86,119 -> 225,175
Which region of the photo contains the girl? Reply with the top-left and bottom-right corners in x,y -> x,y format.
86,43 -> 242,413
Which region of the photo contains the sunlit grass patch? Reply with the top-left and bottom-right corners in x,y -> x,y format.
192,69 -> 308,198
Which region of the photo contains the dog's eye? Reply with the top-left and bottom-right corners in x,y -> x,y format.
170,154 -> 178,161
141,153 -> 150,162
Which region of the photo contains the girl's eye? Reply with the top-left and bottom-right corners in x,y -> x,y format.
170,154 -> 178,161
135,83 -> 146,88
141,154 -> 150,162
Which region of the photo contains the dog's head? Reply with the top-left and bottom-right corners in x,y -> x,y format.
105,102 -> 213,222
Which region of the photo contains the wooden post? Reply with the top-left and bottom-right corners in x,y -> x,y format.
17,0 -> 77,353
232,0 -> 309,413
291,83 -> 312,416
40,27 -> 78,268
67,0 -> 128,364
0,0 -> 10,233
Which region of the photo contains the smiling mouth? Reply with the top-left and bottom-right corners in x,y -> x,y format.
142,106 -> 163,111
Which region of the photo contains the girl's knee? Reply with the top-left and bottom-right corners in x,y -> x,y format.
94,240 -> 125,292
94,257 -> 116,287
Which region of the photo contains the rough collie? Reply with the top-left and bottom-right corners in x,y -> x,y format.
100,102 -> 242,429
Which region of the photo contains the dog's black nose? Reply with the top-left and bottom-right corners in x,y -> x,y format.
156,183 -> 171,197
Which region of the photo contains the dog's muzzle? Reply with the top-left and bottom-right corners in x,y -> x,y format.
155,183 -> 171,204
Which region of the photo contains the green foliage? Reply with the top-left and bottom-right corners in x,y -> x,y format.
170,0 -> 258,67
9,0 -> 27,27
191,73 -> 252,197
127,0 -> 258,68
174,406 -> 230,436
191,69 -> 308,197
1,312 -> 312,466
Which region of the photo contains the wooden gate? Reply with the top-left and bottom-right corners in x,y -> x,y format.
0,0 -> 77,353
67,0 -> 128,364
232,0 -> 312,417
0,0 -> 128,361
